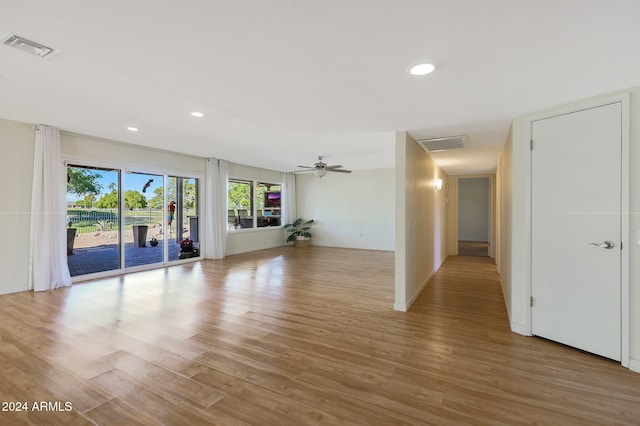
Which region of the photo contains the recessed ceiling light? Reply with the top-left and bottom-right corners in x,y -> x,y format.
1,32 -> 59,59
127,127 -> 139,132
190,111 -> 204,118
408,62 -> 436,76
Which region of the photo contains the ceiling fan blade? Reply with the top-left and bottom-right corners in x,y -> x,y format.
295,157 -> 351,176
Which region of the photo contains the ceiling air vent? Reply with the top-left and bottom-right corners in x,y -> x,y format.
1,32 -> 59,58
417,135 -> 468,153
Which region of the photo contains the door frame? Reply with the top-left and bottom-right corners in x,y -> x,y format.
448,174 -> 496,258
527,93 -> 630,367
63,154 -> 205,282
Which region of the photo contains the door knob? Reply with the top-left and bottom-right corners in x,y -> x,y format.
587,240 -> 615,249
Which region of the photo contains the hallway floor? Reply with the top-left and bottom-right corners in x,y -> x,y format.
458,240 -> 489,256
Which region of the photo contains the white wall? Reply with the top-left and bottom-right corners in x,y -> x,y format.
499,126 -> 514,327
62,133 -> 205,176
395,132 -> 448,311
502,87 -> 640,369
226,162 -> 286,255
458,177 -> 490,242
0,118 -> 35,294
629,88 -> 640,371
295,168 -> 395,251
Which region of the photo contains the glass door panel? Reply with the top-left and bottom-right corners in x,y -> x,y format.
169,176 -> 199,261
124,172 -> 164,268
66,165 -> 121,276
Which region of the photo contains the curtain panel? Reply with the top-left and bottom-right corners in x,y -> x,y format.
205,158 -> 228,259
29,125 -> 72,291
282,172 -> 296,227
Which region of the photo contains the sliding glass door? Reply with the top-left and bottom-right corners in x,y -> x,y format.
67,165 -> 200,278
66,165 -> 121,276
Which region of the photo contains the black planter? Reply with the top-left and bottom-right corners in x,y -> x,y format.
66,228 -> 77,255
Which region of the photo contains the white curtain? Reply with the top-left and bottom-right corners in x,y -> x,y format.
282,172 -> 296,226
29,125 -> 72,291
204,158 -> 228,259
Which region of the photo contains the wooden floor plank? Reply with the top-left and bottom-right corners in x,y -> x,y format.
1,247 -> 640,425
83,398 -> 163,426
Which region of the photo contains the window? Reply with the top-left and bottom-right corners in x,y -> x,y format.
257,182 -> 281,227
228,179 -> 253,229
228,180 -> 282,230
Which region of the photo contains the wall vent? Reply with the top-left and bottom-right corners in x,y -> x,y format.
1,32 -> 59,58
417,135 -> 468,153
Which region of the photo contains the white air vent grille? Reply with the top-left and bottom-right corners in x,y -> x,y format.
1,32 -> 58,58
417,135 -> 468,153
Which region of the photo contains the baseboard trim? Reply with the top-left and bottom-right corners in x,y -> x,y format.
510,322 -> 530,336
629,358 -> 640,373
393,303 -> 408,312
0,285 -> 29,296
394,256 -> 447,312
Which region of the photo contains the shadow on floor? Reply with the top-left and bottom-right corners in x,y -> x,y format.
458,240 -> 489,257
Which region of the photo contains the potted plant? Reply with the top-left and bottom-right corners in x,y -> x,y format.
284,218 -> 314,247
179,238 -> 198,258
149,236 -> 159,247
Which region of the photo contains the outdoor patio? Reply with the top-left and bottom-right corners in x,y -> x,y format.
67,239 -> 197,276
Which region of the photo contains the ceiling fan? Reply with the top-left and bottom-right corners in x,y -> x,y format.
295,156 -> 352,177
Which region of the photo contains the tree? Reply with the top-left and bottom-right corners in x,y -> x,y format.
95,190 -> 119,208
147,177 -> 196,210
67,167 -> 102,199
228,181 -> 251,209
124,190 -> 147,210
183,180 -> 196,209
83,194 -> 96,209
148,186 -> 164,209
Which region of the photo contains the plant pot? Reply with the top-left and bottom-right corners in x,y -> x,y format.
294,238 -> 310,247
132,225 -> 148,247
66,228 -> 77,255
179,248 -> 199,259
150,239 -> 159,247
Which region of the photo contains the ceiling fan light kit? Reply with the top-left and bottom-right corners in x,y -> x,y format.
295,156 -> 352,178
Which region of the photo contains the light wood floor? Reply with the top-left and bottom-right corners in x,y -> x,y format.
457,241 -> 489,257
1,247 -> 640,425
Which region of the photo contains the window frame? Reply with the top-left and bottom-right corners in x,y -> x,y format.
228,178 -> 283,231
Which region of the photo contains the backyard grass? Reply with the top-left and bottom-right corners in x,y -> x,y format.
67,208 -> 195,234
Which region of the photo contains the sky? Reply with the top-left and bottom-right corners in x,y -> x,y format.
66,169 -> 163,202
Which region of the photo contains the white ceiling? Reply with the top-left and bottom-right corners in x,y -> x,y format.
1,1 -> 639,175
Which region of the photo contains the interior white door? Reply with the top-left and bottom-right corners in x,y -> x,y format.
531,102 -> 622,361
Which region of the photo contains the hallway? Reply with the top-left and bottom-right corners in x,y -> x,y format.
412,255 -> 640,424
